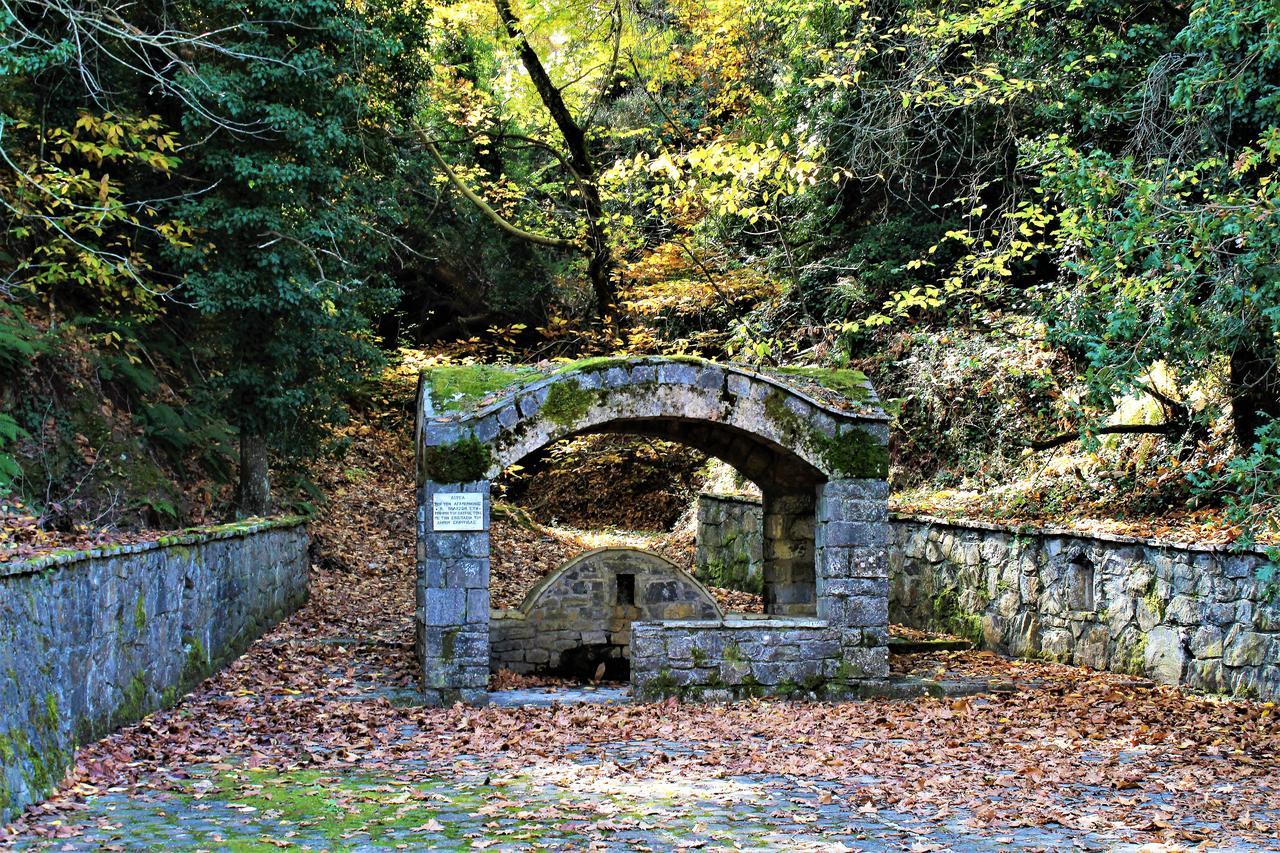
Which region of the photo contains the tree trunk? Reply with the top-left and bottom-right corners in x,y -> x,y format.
493,0 -> 616,320
1229,338 -> 1280,450
238,426 -> 272,517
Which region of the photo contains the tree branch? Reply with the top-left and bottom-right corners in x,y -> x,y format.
1025,422 -> 1180,452
415,128 -> 577,250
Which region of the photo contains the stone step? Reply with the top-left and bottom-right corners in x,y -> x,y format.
886,638 -> 975,654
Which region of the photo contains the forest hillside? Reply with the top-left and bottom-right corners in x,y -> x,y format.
2,0 -> 1278,561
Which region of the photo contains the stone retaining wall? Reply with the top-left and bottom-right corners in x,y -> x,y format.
0,519 -> 309,823
631,617 -> 887,700
890,515 -> 1280,700
694,493 -> 763,594
694,495 -> 1280,699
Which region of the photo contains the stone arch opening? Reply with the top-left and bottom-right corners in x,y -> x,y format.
416,357 -> 892,704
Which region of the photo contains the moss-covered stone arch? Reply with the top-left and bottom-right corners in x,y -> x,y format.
414,357 -> 891,704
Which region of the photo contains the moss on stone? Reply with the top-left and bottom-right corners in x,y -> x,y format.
183,769 -> 485,844
541,379 -> 595,427
818,429 -> 891,479
763,388 -> 888,478
425,364 -> 541,413
702,556 -> 762,596
929,587 -> 985,646
773,366 -> 872,403
111,673 -> 149,731
172,638 -> 209,701
422,434 -> 492,483
1142,578 -> 1166,622
639,668 -> 679,699
133,592 -> 147,632
832,657 -> 860,683
1122,633 -> 1148,676
551,356 -> 633,375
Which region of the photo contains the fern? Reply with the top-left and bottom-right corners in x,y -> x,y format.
0,412 -> 27,491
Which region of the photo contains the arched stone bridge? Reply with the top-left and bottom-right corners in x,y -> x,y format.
415,357 -> 891,704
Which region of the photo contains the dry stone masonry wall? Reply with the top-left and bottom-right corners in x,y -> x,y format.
890,515 -> 1280,700
694,494 -> 1279,700
695,493 -> 763,595
0,519 -> 308,823
417,357 -> 893,704
631,617 -> 886,701
490,548 -> 722,677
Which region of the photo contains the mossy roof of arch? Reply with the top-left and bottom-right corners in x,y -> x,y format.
420,356 -> 882,419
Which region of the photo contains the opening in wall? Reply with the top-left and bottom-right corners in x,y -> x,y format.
616,573 -> 636,606
1069,555 -> 1096,611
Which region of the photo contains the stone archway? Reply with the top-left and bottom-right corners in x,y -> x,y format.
415,357 -> 891,704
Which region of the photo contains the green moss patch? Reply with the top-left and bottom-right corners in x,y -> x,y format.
701,555 -> 762,595
551,356 -> 634,375
424,364 -> 541,413
541,379 -> 596,427
422,434 -> 493,483
773,366 -> 872,403
763,389 -> 888,478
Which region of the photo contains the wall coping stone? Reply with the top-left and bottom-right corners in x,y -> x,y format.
639,617 -> 830,630
698,491 -> 763,506
0,515 -> 309,579
890,512 -> 1273,558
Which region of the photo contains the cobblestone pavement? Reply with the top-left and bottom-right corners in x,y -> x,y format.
13,731 -> 1279,852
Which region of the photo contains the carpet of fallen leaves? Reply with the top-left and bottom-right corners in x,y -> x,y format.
5,390 -> 1280,849
891,488 -> 1276,548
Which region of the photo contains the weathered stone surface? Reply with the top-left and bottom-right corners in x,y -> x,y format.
1144,626 -> 1187,684
890,514 -> 1279,700
490,548 -> 721,676
632,616 -> 887,701
0,519 -> 308,823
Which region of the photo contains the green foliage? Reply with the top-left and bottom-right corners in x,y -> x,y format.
0,411 -> 27,493
173,0 -> 400,464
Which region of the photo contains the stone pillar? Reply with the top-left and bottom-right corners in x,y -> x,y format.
762,491 -> 816,615
418,480 -> 491,705
816,478 -> 889,676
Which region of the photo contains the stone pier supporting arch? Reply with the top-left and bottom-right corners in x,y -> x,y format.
415,357 -> 891,704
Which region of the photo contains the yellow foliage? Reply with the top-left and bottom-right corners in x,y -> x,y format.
621,242 -> 781,319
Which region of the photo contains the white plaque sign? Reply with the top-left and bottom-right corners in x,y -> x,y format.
433,493 -> 485,531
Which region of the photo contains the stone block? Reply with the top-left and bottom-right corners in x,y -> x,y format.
629,365 -> 658,385
657,363 -> 698,385
1144,625 -> 1187,685
695,367 -> 724,390
1223,629 -> 1270,668
465,589 -> 489,623
1188,658 -> 1229,693
819,594 -> 887,628
1190,625 -> 1224,659
446,559 -> 488,589
666,633 -> 695,662
424,588 -> 466,626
